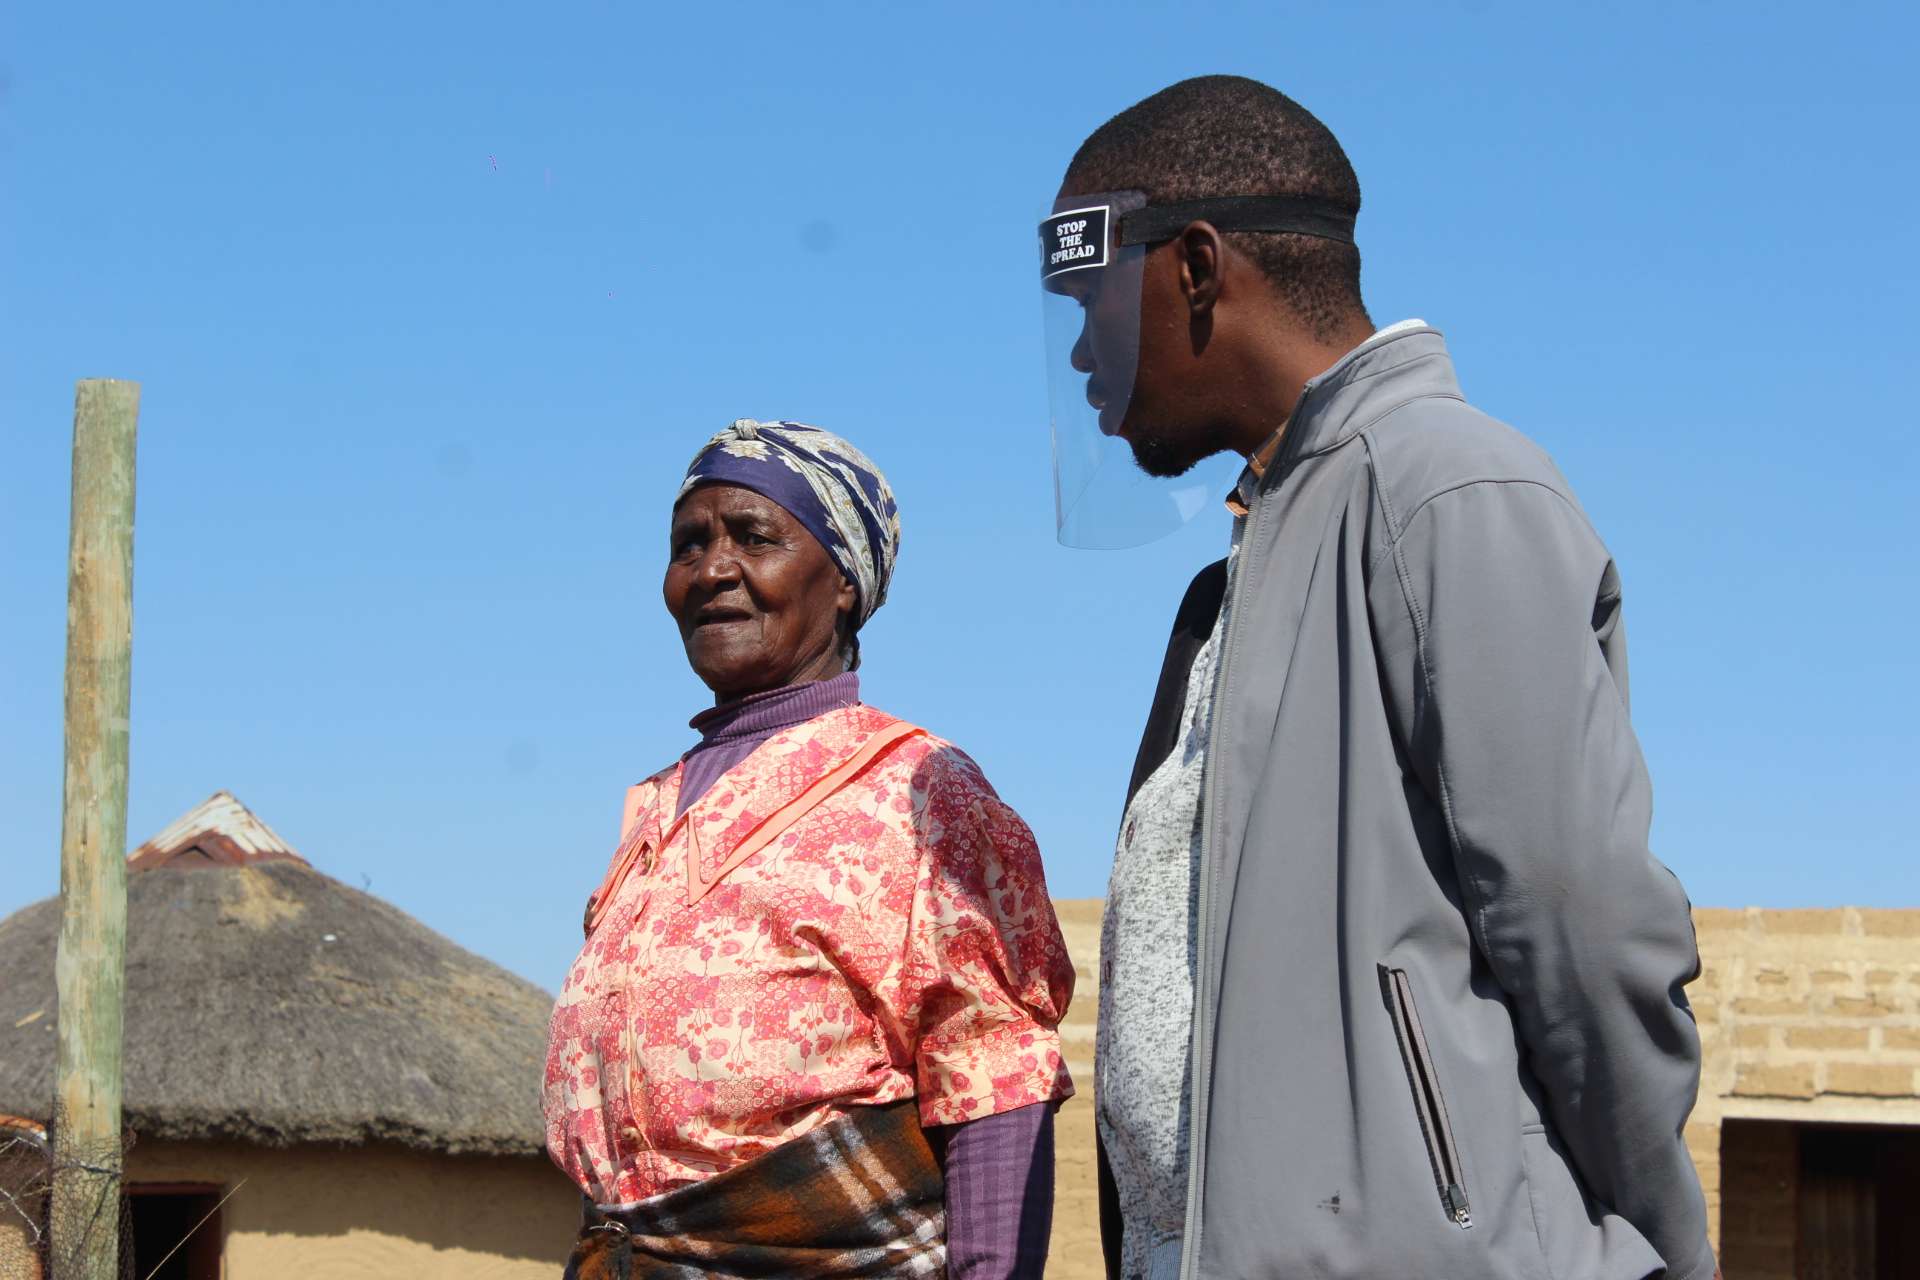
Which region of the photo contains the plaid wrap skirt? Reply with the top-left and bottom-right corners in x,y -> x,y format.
563,1100 -> 946,1279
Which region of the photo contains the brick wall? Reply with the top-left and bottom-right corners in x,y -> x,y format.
1694,910 -> 1920,1103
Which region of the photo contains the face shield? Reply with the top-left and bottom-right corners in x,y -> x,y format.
1038,191 -> 1359,549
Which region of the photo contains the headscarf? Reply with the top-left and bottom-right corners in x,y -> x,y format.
676,419 -> 901,631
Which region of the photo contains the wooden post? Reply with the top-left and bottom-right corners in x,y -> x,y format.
50,380 -> 138,1280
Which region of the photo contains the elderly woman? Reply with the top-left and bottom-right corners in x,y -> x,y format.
546,420 -> 1075,1279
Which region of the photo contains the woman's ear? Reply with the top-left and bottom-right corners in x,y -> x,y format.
837,577 -> 860,670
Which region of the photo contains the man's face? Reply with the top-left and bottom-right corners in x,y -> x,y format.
1055,189 -> 1236,478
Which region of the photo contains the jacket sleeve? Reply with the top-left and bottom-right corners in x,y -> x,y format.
1368,478 -> 1714,1280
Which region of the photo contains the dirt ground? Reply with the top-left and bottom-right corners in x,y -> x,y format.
1046,900 -> 1105,1279
1046,1091 -> 1105,1280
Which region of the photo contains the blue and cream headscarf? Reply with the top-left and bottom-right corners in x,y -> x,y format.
677,420 -> 902,656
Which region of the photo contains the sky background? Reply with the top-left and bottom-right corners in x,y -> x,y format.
3,2 -> 1915,989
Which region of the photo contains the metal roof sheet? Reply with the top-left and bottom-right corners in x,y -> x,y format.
126,790 -> 307,871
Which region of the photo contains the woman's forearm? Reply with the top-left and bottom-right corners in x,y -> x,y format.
941,1101 -> 1056,1280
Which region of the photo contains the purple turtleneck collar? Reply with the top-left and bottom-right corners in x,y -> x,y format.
676,672 -> 862,817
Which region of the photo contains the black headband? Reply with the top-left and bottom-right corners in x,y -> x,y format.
1118,195 -> 1356,247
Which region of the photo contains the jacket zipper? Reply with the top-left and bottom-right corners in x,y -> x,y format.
1379,965 -> 1474,1229
1178,383 -> 1321,1280
1178,491 -> 1252,1280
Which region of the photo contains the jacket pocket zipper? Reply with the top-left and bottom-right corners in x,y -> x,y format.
1379,965 -> 1474,1229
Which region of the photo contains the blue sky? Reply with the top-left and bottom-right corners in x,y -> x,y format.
3,3 -> 1915,989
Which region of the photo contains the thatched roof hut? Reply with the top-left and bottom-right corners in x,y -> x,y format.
0,791 -> 551,1153
0,792 -> 576,1280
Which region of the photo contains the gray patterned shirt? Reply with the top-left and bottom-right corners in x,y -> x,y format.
1096,532 -> 1239,1280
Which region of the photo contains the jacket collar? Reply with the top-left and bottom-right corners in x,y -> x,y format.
1234,325 -> 1462,510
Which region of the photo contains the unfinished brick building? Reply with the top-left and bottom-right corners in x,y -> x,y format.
1687,908 -> 1920,1278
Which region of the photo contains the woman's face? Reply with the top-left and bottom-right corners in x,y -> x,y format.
664,483 -> 857,701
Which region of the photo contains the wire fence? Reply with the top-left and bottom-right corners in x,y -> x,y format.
1,1117 -> 136,1280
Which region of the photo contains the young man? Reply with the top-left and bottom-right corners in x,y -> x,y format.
1040,77 -> 1715,1280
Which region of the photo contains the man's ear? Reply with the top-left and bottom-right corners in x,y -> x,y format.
1176,220 -> 1226,316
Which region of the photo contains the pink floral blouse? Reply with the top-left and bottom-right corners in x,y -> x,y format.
543,704 -> 1076,1205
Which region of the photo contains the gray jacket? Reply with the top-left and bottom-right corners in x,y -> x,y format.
1104,327 -> 1713,1280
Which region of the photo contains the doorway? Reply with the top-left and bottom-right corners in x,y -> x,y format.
128,1185 -> 223,1280
1720,1119 -> 1920,1280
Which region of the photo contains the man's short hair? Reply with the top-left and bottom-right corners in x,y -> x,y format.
1067,75 -> 1367,340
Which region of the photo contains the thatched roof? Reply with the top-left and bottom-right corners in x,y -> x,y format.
0,795 -> 555,1156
